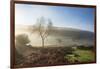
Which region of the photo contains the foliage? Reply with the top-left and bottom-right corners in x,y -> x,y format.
64,48 -> 95,63
15,45 -> 95,67
15,34 -> 30,45
77,46 -> 94,50
74,49 -> 95,62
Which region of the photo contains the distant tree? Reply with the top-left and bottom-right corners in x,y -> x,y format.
56,38 -> 62,46
31,17 -> 53,47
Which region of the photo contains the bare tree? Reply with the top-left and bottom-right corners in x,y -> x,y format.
32,17 -> 53,47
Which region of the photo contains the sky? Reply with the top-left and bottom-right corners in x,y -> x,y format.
15,4 -> 95,32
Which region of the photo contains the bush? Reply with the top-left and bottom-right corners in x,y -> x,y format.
15,34 -> 30,45
77,46 -> 94,50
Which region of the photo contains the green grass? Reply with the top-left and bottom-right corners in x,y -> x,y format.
64,49 -> 95,63
74,49 -> 95,62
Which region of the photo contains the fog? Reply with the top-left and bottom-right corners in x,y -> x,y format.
15,24 -> 94,47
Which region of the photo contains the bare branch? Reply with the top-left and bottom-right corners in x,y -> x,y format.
31,17 -> 53,47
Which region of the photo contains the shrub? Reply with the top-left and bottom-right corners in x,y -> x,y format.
15,34 -> 30,45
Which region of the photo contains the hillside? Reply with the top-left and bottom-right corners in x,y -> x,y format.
15,25 -> 94,46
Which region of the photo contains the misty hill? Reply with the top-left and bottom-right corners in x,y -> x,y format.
49,26 -> 94,41
15,25 -> 94,46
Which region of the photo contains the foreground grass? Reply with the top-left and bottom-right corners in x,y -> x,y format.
15,46 -> 95,67
64,49 -> 95,63
74,49 -> 95,62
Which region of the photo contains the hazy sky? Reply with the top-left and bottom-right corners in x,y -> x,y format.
15,4 -> 95,32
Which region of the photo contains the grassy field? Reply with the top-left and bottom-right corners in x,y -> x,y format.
64,48 -> 95,63
74,49 -> 95,62
15,46 -> 95,67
